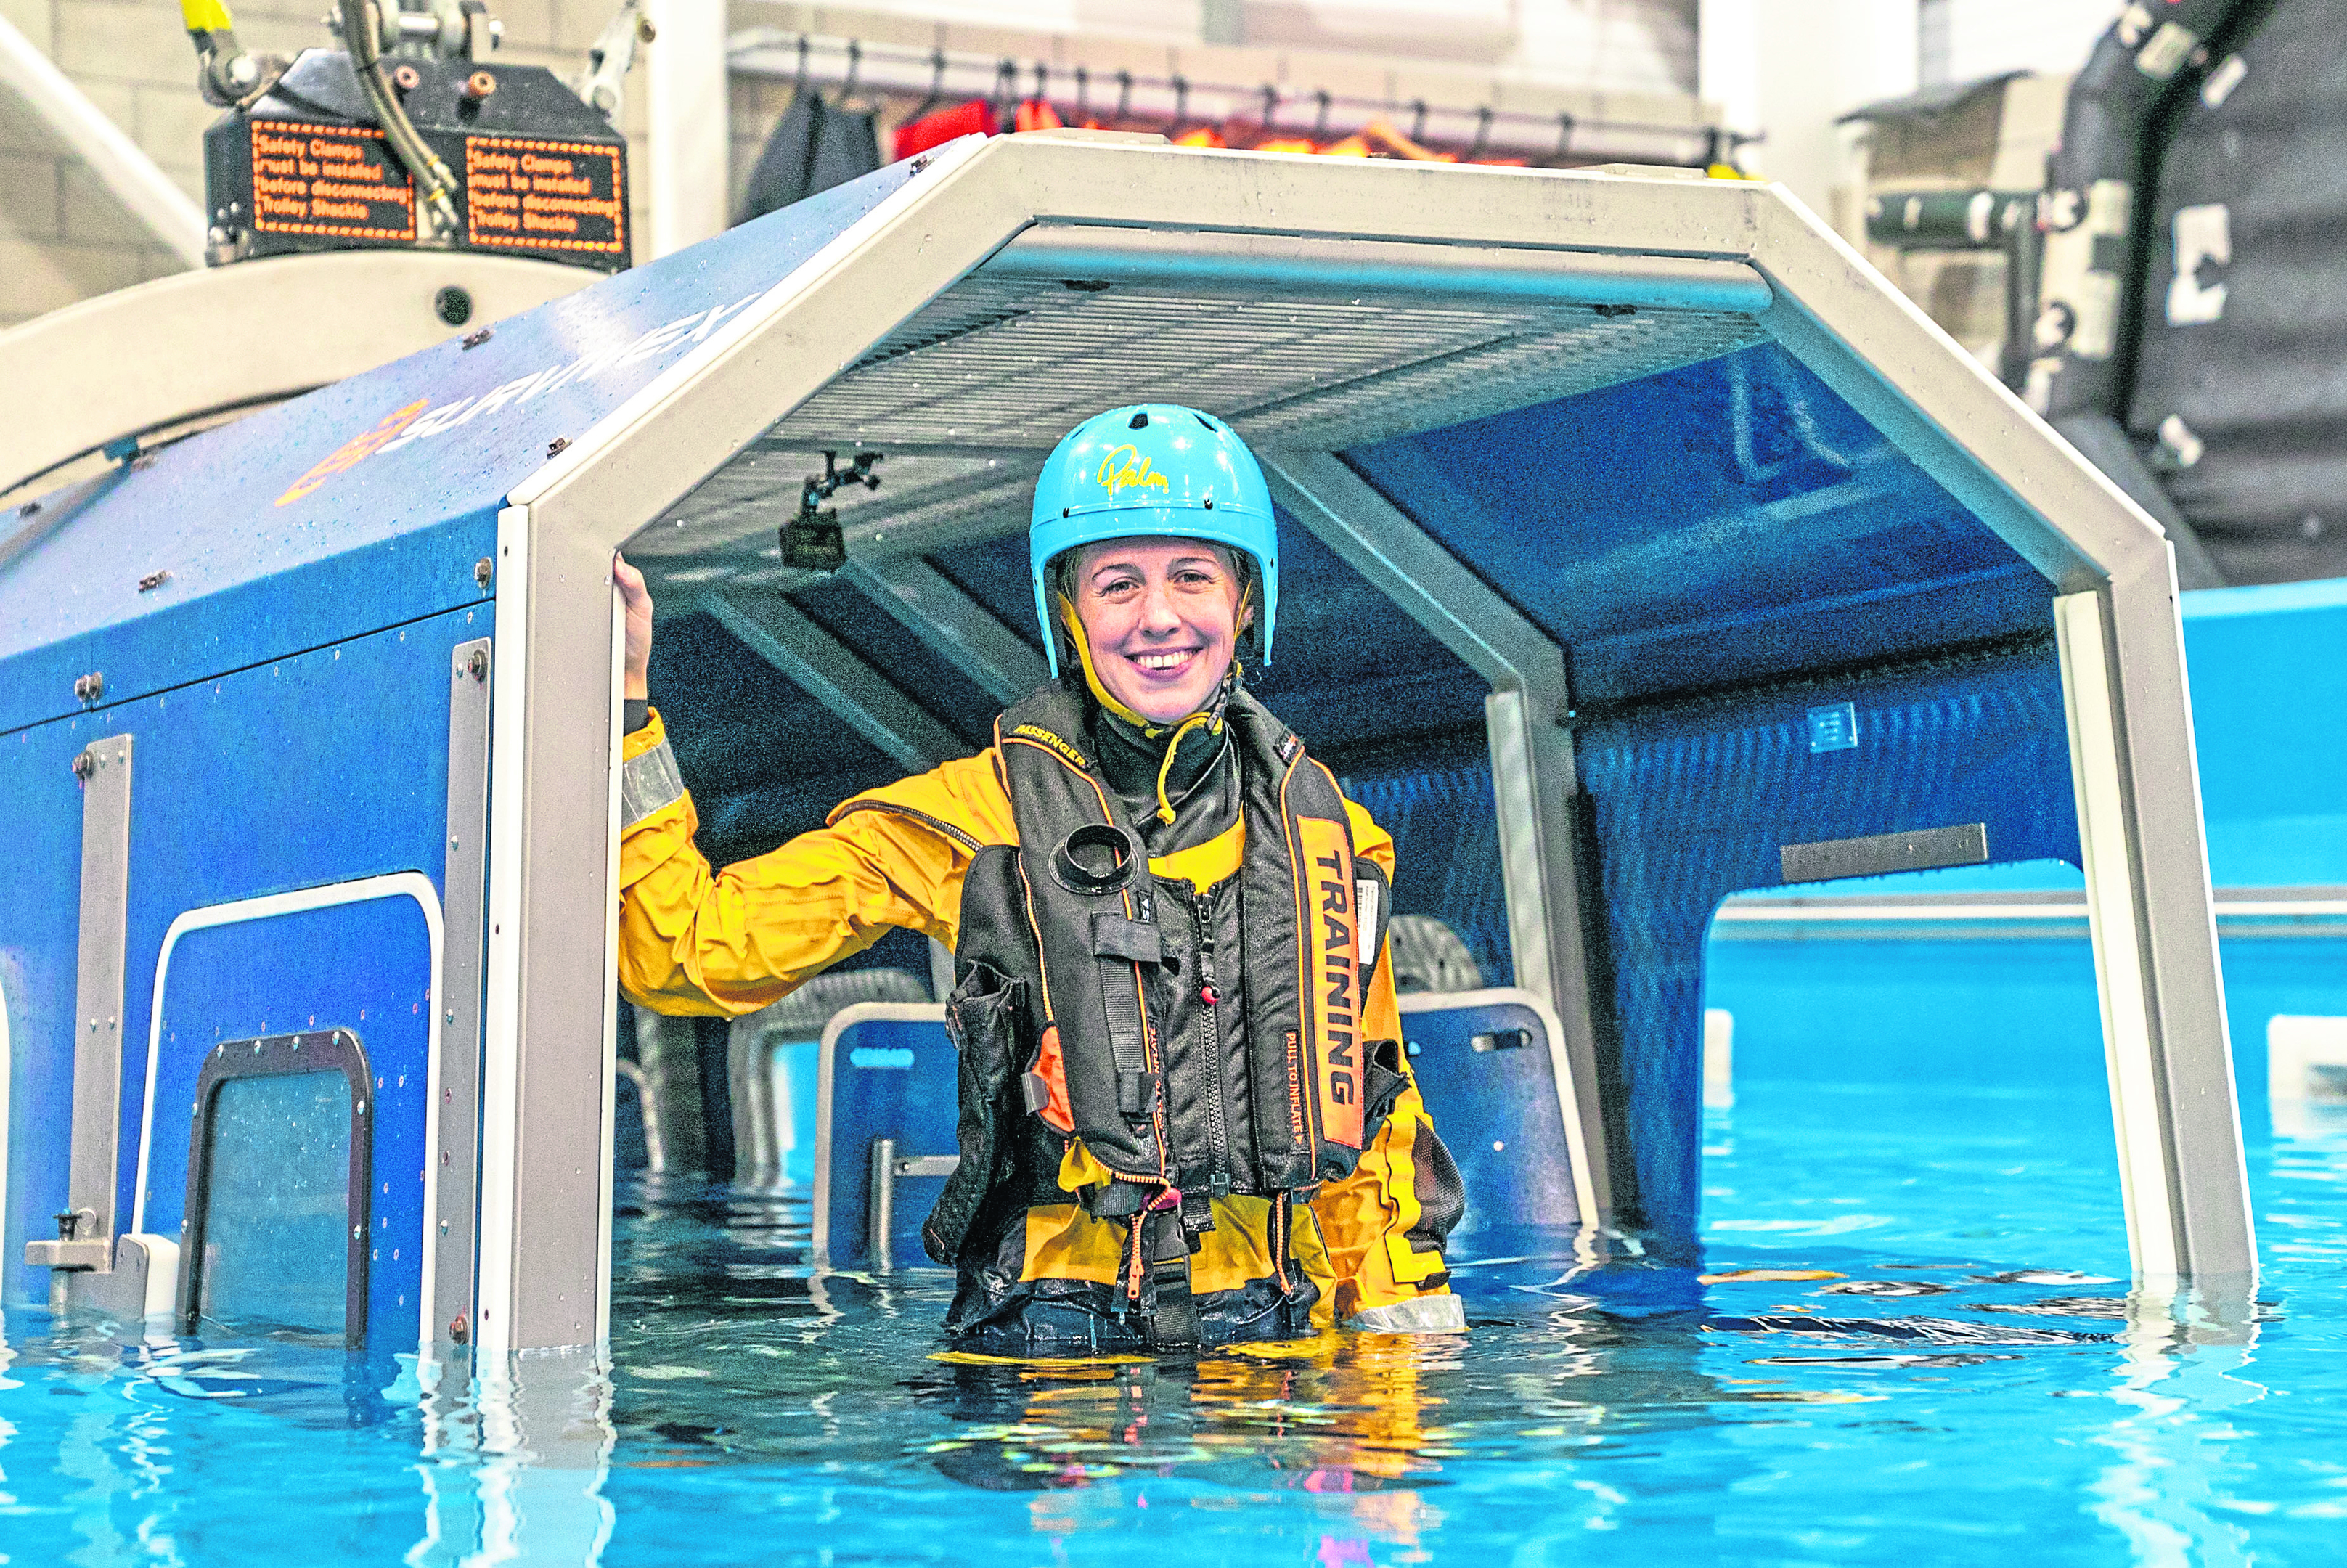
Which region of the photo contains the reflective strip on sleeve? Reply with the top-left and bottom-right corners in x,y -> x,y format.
621,735 -> 687,827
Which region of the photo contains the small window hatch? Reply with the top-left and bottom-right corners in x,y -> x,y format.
176,1029 -> 372,1345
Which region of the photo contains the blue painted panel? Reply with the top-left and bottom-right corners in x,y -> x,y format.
1,603 -> 480,1312
0,499 -> 499,740
0,156 -> 928,730
142,899 -> 433,1353
2179,579 -> 2347,885
1704,933 -> 2347,1144
1752,589 -> 2347,894
820,1014 -> 955,1269
1397,998 -> 1580,1237
1578,637 -> 2079,1238
1343,342 -> 2052,703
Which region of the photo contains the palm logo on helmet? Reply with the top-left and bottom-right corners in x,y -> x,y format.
1095,445 -> 1172,499
1029,404 -> 1280,678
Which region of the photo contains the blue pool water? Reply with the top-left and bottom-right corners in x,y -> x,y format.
4,1050 -> 2343,1564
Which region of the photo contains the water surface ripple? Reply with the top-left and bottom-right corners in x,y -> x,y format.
3,1078 -> 2343,1565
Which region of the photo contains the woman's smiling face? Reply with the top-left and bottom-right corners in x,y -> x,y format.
1069,537 -> 1249,725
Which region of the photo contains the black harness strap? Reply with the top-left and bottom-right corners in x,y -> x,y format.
1141,1206 -> 1201,1349
1096,950 -> 1159,1117
1000,703 -> 1167,1177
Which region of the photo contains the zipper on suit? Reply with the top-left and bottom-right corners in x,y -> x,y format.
1190,889 -> 1235,1199
828,798 -> 984,854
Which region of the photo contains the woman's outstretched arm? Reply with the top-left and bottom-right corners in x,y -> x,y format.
611,552 -> 1010,1016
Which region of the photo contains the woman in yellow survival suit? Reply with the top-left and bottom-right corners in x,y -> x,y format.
613,404 -> 1465,1356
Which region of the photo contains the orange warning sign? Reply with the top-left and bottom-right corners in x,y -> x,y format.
463,136 -> 626,256
248,121 -> 417,242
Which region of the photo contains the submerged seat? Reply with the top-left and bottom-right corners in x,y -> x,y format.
1388,913 -> 1486,995
729,969 -> 932,1188
811,1003 -> 955,1270
621,970 -> 931,1181
1397,988 -> 1598,1238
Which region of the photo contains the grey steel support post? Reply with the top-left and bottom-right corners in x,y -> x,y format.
629,1006 -> 709,1172
2054,573 -> 2255,1291
26,735 -> 134,1294
701,589 -> 965,772
611,1058 -> 666,1171
475,507 -> 622,1360
68,734 -> 132,1251
462,1357 -> 616,1563
1260,450 -> 1616,1222
435,640 -> 493,1353
481,140 -> 1038,1358
724,1021 -> 779,1185
843,555 -> 1049,706
866,1140 -> 957,1268
1749,194 -> 2250,1291
868,1137 -> 897,1271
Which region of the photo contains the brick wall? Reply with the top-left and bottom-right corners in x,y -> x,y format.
0,0 -> 650,329
1,0 -> 195,326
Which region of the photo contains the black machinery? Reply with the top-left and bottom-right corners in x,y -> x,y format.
188,0 -> 643,274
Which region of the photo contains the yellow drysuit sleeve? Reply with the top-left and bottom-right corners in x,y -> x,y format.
616,709 -> 1008,1016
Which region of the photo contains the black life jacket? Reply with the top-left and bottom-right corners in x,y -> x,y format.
923,681 -> 1403,1265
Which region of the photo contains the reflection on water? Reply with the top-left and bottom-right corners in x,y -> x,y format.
1,1084 -> 2344,1566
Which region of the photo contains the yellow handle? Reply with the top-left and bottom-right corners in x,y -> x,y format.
181,0 -> 236,33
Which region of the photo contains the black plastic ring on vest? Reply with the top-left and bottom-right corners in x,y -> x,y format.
1051,823 -> 1143,897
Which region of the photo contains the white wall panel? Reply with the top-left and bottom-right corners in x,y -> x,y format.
1700,0 -> 1915,226
1942,0 -> 2113,82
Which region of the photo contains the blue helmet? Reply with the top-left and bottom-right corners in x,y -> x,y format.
1029,404 -> 1278,677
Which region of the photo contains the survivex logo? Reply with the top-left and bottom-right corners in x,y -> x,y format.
276,399 -> 430,504
274,293 -> 761,507
1095,444 -> 1171,501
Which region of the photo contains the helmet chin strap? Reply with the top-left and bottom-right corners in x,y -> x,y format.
1058,592 -> 1159,731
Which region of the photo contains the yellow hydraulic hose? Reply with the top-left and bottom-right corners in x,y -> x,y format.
182,0 -> 264,107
